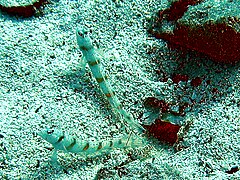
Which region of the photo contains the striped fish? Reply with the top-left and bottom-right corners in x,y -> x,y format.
76,28 -> 145,134
39,128 -> 145,158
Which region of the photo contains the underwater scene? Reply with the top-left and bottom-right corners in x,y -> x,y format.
0,0 -> 239,179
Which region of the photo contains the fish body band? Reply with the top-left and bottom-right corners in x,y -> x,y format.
39,128 -> 145,155
76,28 -> 145,133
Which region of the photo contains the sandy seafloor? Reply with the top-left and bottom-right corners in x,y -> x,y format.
0,0 -> 239,179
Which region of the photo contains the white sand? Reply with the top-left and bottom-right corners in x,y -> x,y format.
0,0 -> 239,179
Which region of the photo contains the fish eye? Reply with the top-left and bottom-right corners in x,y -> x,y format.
47,129 -> 54,134
78,31 -> 84,36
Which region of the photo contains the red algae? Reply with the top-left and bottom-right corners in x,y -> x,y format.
0,0 -> 48,17
159,0 -> 202,21
144,97 -> 170,113
143,119 -> 181,145
158,23 -> 240,63
172,74 -> 189,84
190,77 -> 202,87
152,0 -> 240,64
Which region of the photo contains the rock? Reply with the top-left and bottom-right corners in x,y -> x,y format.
0,0 -> 48,17
151,0 -> 240,64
